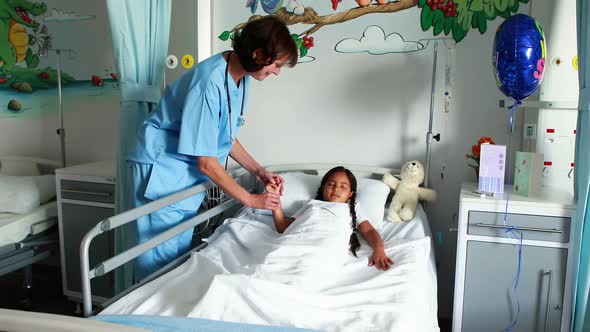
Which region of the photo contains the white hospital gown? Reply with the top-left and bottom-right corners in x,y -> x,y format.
251,199 -> 367,290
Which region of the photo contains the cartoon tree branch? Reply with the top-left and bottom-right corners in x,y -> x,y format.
220,0 -> 528,55
229,0 -> 418,36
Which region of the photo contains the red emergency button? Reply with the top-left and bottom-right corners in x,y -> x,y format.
544,161 -> 552,166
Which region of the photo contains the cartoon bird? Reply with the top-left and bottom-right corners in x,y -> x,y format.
246,0 -> 285,14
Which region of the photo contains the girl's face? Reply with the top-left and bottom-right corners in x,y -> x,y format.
322,171 -> 354,203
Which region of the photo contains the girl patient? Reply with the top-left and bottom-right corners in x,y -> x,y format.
266,166 -> 393,271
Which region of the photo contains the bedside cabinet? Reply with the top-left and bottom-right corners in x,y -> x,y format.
453,183 -> 576,332
56,160 -> 116,303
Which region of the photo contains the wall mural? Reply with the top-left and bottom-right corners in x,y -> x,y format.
335,26 -> 424,54
219,0 -> 529,61
0,0 -> 117,118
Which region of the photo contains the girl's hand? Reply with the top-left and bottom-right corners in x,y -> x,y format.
258,170 -> 284,195
266,183 -> 280,195
368,248 -> 394,271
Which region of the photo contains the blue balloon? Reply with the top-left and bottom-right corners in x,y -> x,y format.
493,14 -> 546,101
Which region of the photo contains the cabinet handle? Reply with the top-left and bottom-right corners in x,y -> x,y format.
472,223 -> 563,234
544,270 -> 553,332
61,189 -> 112,197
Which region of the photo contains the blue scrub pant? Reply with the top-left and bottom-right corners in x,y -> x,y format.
127,162 -> 200,282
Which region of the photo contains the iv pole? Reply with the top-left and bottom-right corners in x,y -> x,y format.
47,48 -> 75,168
419,37 -> 454,188
56,49 -> 65,168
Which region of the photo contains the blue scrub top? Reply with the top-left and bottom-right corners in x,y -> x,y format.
128,52 -> 250,210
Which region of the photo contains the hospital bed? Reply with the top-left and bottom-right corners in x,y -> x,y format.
80,164 -> 439,332
0,157 -> 60,303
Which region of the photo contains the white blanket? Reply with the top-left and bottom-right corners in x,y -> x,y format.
102,204 -> 439,332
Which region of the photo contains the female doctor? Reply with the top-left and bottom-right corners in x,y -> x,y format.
127,16 -> 299,281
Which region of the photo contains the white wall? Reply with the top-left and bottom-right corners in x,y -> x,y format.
166,0 -> 198,84
0,90 -> 119,166
213,2 -> 435,167
531,0 -> 578,192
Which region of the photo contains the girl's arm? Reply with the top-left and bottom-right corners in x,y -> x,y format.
266,184 -> 294,233
357,221 -> 393,270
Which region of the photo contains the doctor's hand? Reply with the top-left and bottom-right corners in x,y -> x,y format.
257,170 -> 284,195
247,192 -> 281,211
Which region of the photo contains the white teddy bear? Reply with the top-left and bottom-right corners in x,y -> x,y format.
382,160 -> 437,222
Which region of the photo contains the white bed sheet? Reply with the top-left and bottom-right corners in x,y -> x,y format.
101,204 -> 439,332
0,201 -> 57,247
243,203 -> 438,325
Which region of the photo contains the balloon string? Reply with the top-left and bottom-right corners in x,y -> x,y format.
507,99 -> 522,133
504,99 -> 523,332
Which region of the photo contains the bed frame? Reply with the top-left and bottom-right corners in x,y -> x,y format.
0,156 -> 61,304
80,163 -> 400,318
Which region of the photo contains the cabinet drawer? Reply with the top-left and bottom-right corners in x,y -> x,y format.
468,211 -> 570,242
462,241 -> 566,332
60,180 -> 114,204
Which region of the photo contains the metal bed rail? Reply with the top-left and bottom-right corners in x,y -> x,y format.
80,167 -> 250,317
80,163 -> 399,318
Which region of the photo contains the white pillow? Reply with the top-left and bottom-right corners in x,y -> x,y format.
0,159 -> 40,176
280,172 -> 321,215
355,178 -> 390,230
0,175 -> 56,214
258,172 -> 389,230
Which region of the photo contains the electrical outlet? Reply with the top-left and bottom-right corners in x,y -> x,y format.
524,123 -> 537,138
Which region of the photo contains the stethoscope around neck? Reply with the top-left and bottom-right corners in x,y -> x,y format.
224,51 -> 246,145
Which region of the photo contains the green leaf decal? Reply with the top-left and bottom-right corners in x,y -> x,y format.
421,6 -> 435,31
444,19 -> 453,35
469,0 -> 484,11
452,21 -> 467,42
219,31 -> 230,41
300,46 -> 308,58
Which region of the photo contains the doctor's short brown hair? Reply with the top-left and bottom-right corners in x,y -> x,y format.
233,16 -> 298,72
